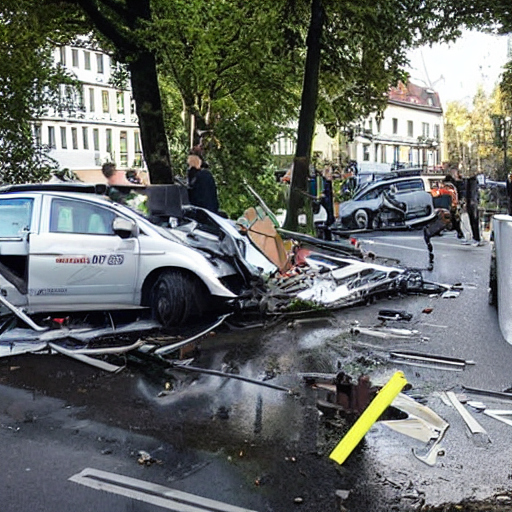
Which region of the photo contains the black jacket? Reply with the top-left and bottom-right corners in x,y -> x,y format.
187,167 -> 219,214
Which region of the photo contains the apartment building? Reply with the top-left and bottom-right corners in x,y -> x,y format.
352,80 -> 443,171
33,43 -> 148,183
271,80 -> 443,172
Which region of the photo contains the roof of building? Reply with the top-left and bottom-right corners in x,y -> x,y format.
387,80 -> 443,112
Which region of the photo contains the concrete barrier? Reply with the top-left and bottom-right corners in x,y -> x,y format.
493,214 -> 512,343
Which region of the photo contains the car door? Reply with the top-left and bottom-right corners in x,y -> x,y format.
0,195 -> 40,307
27,195 -> 139,311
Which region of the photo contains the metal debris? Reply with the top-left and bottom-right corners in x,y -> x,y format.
462,385 -> 512,400
378,309 -> 413,322
389,351 -> 474,371
306,372 -> 377,415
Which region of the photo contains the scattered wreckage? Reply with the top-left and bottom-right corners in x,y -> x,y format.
0,182 -> 455,337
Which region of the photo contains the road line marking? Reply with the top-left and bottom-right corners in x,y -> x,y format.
69,467 -> 259,512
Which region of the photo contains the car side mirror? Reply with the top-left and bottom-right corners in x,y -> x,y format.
113,217 -> 138,239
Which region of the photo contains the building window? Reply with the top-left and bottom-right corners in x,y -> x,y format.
72,49 -> 79,67
84,51 -> 91,70
82,127 -> 89,150
93,128 -> 99,151
407,121 -> 413,137
72,128 -> 78,150
422,122 -> 430,137
117,92 -> 125,115
368,119 -> 373,133
102,90 -> 110,114
48,126 -> 56,149
34,125 -> 42,146
59,47 -> 66,65
60,127 -> 67,149
433,124 -> 440,140
134,132 -> 142,167
363,144 -> 370,161
119,131 -> 128,166
89,88 -> 95,112
392,118 -> 398,134
376,119 -> 381,133
106,128 -> 112,154
96,54 -> 104,73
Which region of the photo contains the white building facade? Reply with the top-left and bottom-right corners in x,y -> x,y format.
351,81 -> 443,171
271,81 -> 444,172
33,43 -> 148,183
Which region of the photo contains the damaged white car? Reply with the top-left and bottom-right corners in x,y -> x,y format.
0,183 -> 263,328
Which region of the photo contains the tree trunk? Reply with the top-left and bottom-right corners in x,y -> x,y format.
129,52 -> 173,184
283,0 -> 325,232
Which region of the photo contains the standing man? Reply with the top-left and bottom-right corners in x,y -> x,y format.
187,153 -> 219,214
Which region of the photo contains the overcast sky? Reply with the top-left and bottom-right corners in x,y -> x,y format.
406,30 -> 510,107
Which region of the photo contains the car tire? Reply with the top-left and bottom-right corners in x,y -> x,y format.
354,209 -> 370,229
150,270 -> 206,328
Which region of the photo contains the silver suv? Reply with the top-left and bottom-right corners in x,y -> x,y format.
337,175 -> 436,230
0,185 -> 257,327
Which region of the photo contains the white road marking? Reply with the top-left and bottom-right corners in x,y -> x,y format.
69,467 -> 259,512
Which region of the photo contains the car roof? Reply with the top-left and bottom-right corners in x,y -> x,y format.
0,182 -> 108,195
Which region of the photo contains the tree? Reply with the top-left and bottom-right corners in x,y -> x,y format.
148,0 -> 302,217
282,0 -> 506,231
54,0 -> 173,184
0,0 -> 79,183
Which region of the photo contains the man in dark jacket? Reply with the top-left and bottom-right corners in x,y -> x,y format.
187,154 -> 219,214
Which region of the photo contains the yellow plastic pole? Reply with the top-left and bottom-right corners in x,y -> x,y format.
329,371 -> 408,465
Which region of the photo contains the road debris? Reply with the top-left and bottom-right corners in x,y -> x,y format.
305,371 -> 377,415
329,371 -> 408,465
483,410 -> 512,427
378,309 -> 413,322
389,351 -> 474,371
446,391 -> 491,445
462,385 -> 512,400
381,393 -> 449,466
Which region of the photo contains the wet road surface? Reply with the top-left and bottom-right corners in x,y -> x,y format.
1,229 -> 512,511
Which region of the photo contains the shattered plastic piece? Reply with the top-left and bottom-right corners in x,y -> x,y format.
446,391 -> 490,443
483,410 -> 512,427
441,290 -> 460,299
48,343 -> 123,373
382,393 -> 449,466
329,371 -> 407,465
467,401 -> 487,411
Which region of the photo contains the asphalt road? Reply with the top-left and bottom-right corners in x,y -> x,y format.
1,228 -> 511,512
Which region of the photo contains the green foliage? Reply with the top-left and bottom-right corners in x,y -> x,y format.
201,114 -> 286,219
0,2 -> 79,183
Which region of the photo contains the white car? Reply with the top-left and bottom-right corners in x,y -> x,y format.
0,184 -> 261,327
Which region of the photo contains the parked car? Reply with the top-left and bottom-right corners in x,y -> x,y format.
336,174 -> 436,230
0,184 -> 261,327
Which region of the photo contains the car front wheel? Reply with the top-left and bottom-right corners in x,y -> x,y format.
150,270 -> 207,328
354,209 -> 370,229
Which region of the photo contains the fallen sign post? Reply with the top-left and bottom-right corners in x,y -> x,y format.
329,371 -> 408,465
